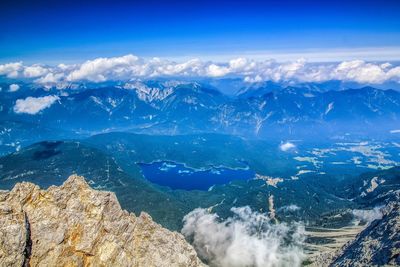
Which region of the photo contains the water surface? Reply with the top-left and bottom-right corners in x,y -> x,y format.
139,161 -> 255,190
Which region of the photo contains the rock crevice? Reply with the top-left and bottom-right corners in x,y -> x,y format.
23,212 -> 32,267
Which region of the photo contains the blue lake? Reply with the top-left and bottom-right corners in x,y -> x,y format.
138,161 -> 255,190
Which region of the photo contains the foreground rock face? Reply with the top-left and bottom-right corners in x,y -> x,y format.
0,175 -> 204,267
330,192 -> 400,267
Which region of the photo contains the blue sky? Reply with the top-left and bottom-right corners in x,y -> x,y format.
1,0 -> 400,63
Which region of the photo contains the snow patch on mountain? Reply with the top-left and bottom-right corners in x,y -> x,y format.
361,176 -> 386,197
325,102 -> 334,115
123,81 -> 174,102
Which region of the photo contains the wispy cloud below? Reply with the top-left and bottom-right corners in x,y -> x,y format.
182,206 -> 305,267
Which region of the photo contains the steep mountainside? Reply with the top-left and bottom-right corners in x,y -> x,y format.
330,192 -> 400,266
0,175 -> 204,267
339,166 -> 400,207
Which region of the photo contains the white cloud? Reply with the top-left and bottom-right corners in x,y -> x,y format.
14,95 -> 60,115
207,64 -> 230,77
333,60 -> 388,83
23,65 -> 49,78
35,72 -> 64,84
0,62 -> 23,78
66,54 -> 140,82
280,142 -> 296,152
8,84 -> 20,92
278,204 -> 301,212
352,207 -> 383,225
182,206 -> 305,267
1,55 -> 400,84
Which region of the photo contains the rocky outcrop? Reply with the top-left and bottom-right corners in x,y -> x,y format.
0,175 -> 204,267
330,192 -> 400,267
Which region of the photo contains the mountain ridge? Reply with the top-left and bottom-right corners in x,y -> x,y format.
330,191 -> 400,266
1,81 -> 399,144
0,174 -> 204,267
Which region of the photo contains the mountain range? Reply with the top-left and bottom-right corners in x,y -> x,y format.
1,80 -> 399,155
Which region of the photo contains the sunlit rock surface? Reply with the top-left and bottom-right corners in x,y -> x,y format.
305,192 -> 400,267
0,175 -> 204,267
330,192 -> 400,267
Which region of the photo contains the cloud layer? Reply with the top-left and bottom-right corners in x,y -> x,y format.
14,95 -> 60,114
1,55 -> 400,85
182,206 -> 305,267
